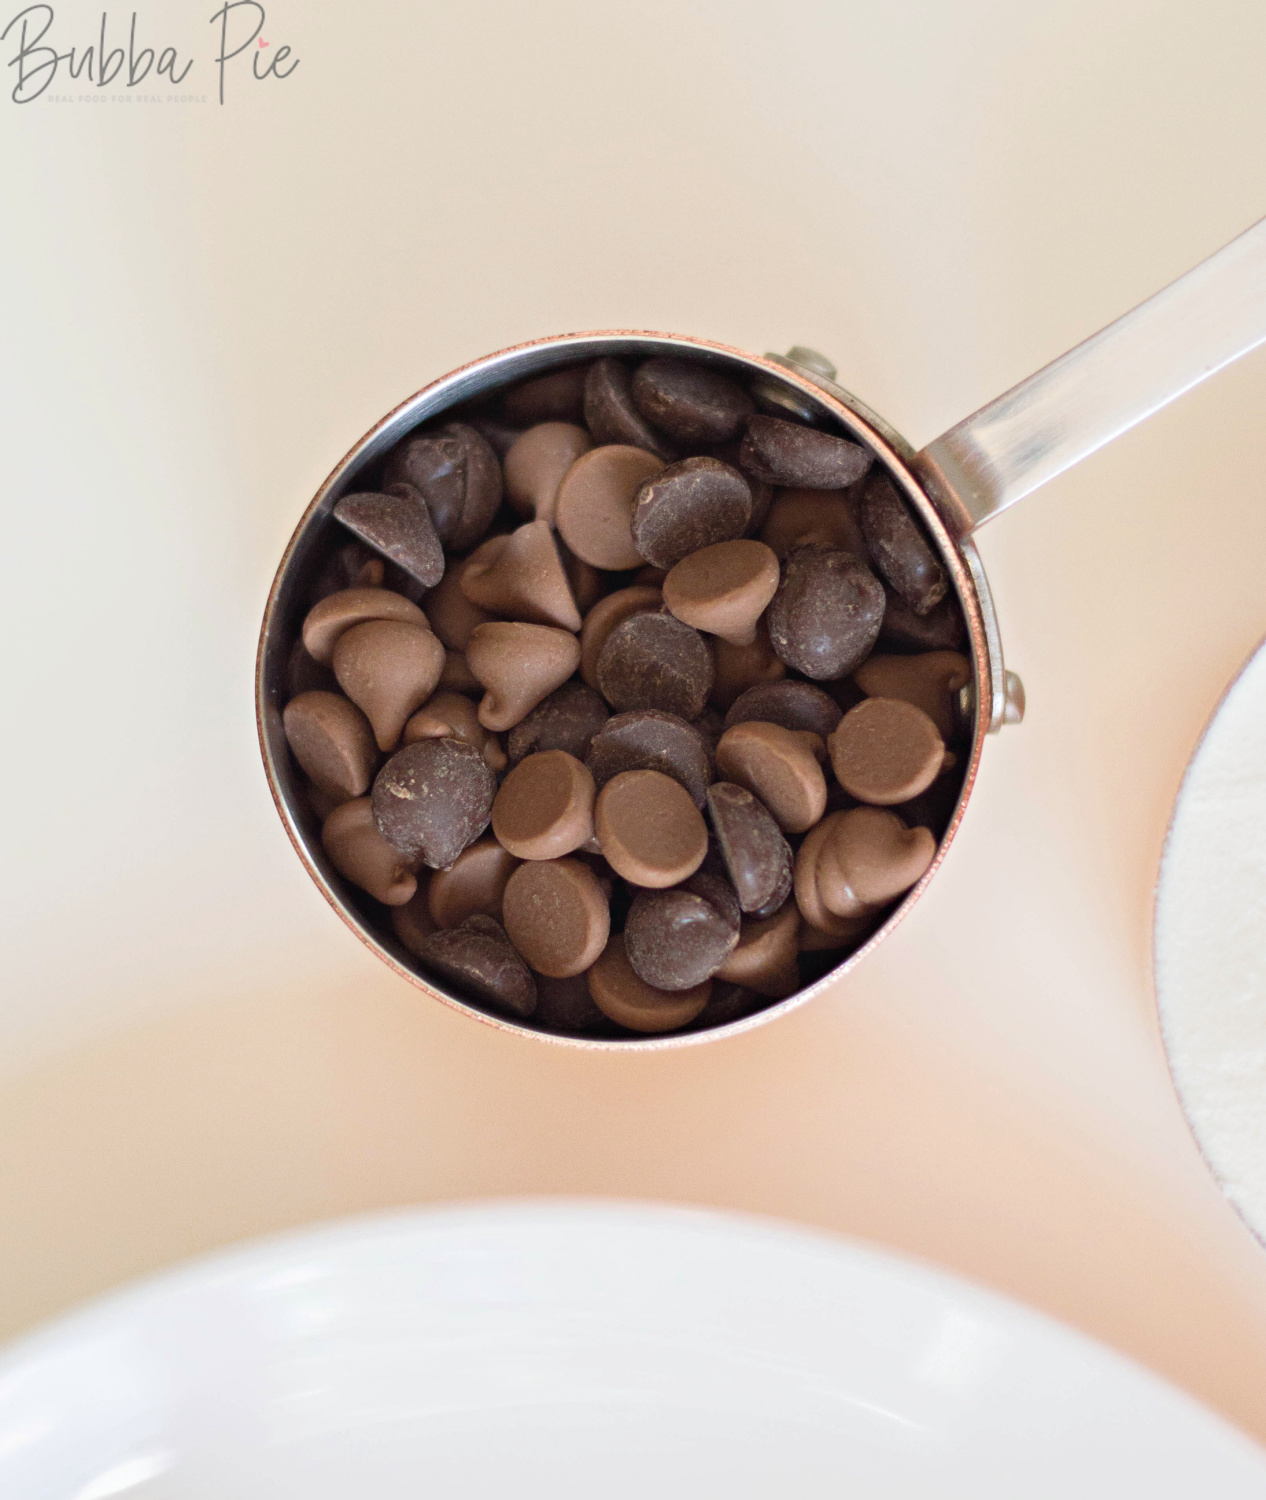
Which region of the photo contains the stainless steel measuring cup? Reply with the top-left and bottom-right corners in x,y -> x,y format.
257,216 -> 1266,1047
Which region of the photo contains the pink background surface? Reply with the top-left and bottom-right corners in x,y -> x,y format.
4,0 -> 1266,1443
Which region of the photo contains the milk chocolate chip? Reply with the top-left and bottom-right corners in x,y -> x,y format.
423,558 -> 494,651
460,521 -> 582,632
624,872 -> 740,990
827,698 -> 947,806
588,933 -> 711,1033
492,750 -> 596,860
709,623 -> 786,710
859,472 -> 947,615
507,681 -> 610,765
503,422 -> 593,524
706,781 -> 793,914
714,900 -> 800,998
302,586 -> 429,665
501,857 -> 611,978
794,813 -> 877,934
662,539 -> 780,647
334,488 -> 445,589
630,458 -> 752,569
283,690 -> 378,802
371,737 -> 496,868
722,680 -> 842,740
760,487 -> 867,559
404,691 -> 506,772
438,649 -> 482,695
584,358 -> 675,459
466,621 -> 582,732
426,835 -> 519,928
596,611 -> 713,720
595,769 -> 708,888
555,445 -> 665,570
586,709 -> 711,809
715,720 -> 827,835
740,415 -> 873,489
815,805 -> 936,911
332,619 -> 446,752
382,423 -> 502,551
322,797 -> 419,906
632,357 -> 755,445
579,585 -> 662,689
853,651 -> 971,741
766,545 -> 885,680
502,365 -> 588,425
417,914 -> 537,1017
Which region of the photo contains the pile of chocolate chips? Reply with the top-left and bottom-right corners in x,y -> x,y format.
281,354 -> 969,1037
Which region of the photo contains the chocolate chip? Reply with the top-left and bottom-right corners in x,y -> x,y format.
583,358 -> 676,459
507,681 -> 610,765
760,487 -> 867,560
466,621 -> 582,733
502,857 -> 610,977
826,698 -> 946,806
630,457 -> 752,568
332,619 -> 446,752
322,797 -> 419,906
283,690 -> 378,802
879,587 -> 966,652
501,364 -> 589,425
503,422 -> 593,524
417,914 -> 537,1017
662,539 -> 780,647
308,541 -> 381,607
585,709 -> 712,808
534,972 -> 606,1031
588,933 -> 711,1032
596,611 -> 713,719
624,872 -> 741,990
302,586 -> 429,665
631,357 -> 755,445
859,472 -> 947,615
287,636 -> 337,698
740,415 -> 873,489
334,488 -> 445,589
594,769 -> 709,888
382,422 -> 501,551
709,625 -> 786,710
714,902 -> 800,999
491,751 -> 596,861
853,651 -> 971,741
579,585 -> 662,688
766,545 -> 885,680
555,445 -> 664,571
466,412 -> 523,457
715,720 -> 827,836
706,781 -> 793,914
692,982 -> 765,1028
723,680 -> 843,739
371,737 -> 496,869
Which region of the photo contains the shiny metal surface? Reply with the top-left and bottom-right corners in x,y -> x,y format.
914,214 -> 1266,538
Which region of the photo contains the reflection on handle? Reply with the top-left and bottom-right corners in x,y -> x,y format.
915,215 -> 1266,538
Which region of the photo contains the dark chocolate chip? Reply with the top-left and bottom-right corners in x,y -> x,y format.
624,872 -> 741,990
630,457 -> 752,569
533,972 -> 606,1031
859,472 -> 947,615
631,357 -> 755,445
879,586 -> 966,652
706,781 -> 794,914
371,737 -> 496,869
722,680 -> 843,739
507,682 -> 610,765
334,488 -> 445,589
740,414 -> 873,489
691,708 -> 723,768
585,709 -> 712,808
502,365 -> 588,425
418,914 -> 537,1017
766,545 -> 885,680
584,358 -> 676,460
596,611 -> 714,719
382,422 -> 502,551
693,982 -> 766,1028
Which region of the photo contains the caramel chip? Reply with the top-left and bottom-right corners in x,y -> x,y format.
302,586 -> 428,665
427,836 -> 520,929
714,901 -> 800,998
662,539 -> 780,647
555,445 -> 664,569
332,619 -> 445,752
459,520 -> 582,631
403,691 -> 506,772
504,422 -> 593,523
853,651 -> 971,741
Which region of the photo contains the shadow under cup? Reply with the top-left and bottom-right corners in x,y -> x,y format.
256,332 -> 989,1047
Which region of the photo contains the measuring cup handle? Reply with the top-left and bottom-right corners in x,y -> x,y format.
914,215 -> 1266,538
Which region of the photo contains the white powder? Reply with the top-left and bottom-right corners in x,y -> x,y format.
1156,638 -> 1266,1243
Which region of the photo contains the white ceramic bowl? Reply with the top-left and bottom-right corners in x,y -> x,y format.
0,1202 -> 1262,1498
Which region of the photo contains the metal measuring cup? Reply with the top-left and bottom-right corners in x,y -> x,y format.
257,216 -> 1266,1047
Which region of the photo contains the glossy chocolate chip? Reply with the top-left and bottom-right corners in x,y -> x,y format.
417,914 -> 537,1017
624,872 -> 741,990
583,358 -> 676,459
706,781 -> 793,915
723,679 -> 843,739
371,737 -> 496,868
740,415 -> 873,489
585,709 -> 711,808
382,422 -> 502,551
334,488 -> 445,589
766,545 -> 885,680
630,457 -> 752,569
507,681 -> 610,765
859,472 -> 947,615
596,611 -> 713,719
879,587 -> 966,652
631,358 -> 755,445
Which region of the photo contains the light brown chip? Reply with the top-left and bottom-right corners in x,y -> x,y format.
492,750 -> 596,860
423,557 -> 495,651
322,797 -> 418,906
501,857 -> 611,978
715,720 -> 827,835
332,619 -> 445,751
302,586 -> 428,664
827,697 -> 947,805
793,813 -> 876,932
459,519 -> 582,631
427,836 -> 520,929
709,621 -> 786,710
662,539 -> 781,647
555,445 -> 664,569
594,769 -> 708,888
283,690 -> 378,802
403,691 -> 506,771
713,901 -> 800,999
391,879 -> 437,955
504,422 -> 593,524
852,651 -> 971,740
814,805 -> 936,910
466,621 -> 582,732
587,933 -> 711,1033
